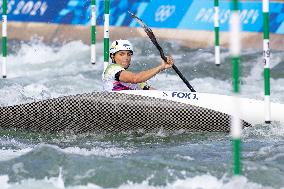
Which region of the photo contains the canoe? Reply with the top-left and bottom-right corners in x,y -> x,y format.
1,90 -> 282,134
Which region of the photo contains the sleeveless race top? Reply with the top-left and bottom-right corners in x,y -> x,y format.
102,63 -> 150,91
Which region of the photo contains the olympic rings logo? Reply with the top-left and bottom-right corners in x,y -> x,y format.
155,5 -> 176,22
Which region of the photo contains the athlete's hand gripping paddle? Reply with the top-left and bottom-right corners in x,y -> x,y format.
128,11 -> 196,92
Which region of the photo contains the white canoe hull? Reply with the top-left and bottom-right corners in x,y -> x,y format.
119,90 -> 284,125
0,91 -> 282,133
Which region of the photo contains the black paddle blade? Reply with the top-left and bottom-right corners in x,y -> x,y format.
128,11 -> 167,62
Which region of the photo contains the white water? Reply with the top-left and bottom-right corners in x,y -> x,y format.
2,39 -> 284,105
0,173 -> 278,189
1,39 -> 284,189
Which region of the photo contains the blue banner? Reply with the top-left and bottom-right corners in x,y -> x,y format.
178,0 -> 284,34
0,0 -> 68,23
138,0 -> 193,28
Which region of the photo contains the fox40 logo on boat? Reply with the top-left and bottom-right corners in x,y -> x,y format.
171,92 -> 199,100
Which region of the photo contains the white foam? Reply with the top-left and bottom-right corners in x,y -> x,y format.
0,138 -> 33,160
175,154 -> 194,161
22,83 -> 51,100
0,84 -> 25,105
61,146 -> 135,158
0,173 -> 274,189
13,39 -> 59,65
35,144 -> 136,158
0,148 -> 33,161
1,38 -> 284,106
50,167 -> 65,189
0,175 -> 10,189
7,40 -> 100,78
0,171 -> 101,189
117,175 -> 269,189
243,121 -> 284,140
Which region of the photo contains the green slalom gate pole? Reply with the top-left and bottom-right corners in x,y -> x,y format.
263,0 -> 271,124
2,0 -> 7,78
230,0 -> 242,176
103,0 -> 110,71
91,0 -> 96,64
214,0 -> 220,66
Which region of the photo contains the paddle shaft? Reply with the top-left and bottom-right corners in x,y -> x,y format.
129,11 -> 196,92
172,65 -> 196,92
159,54 -> 196,92
159,50 -> 196,92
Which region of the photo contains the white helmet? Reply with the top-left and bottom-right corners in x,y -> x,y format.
110,40 -> 133,56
